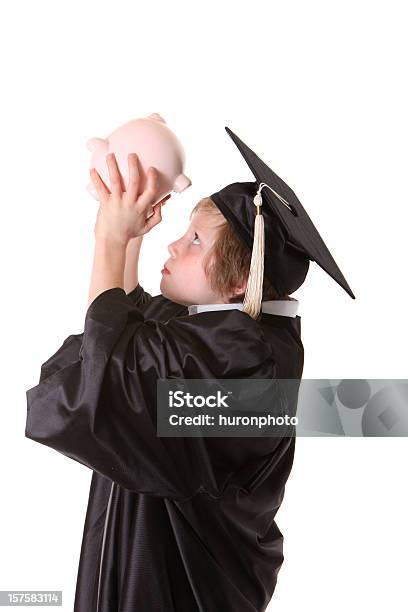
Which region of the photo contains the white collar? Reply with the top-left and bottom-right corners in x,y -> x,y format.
187,298 -> 299,318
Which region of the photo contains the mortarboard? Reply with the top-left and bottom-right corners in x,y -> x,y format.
210,127 -> 355,320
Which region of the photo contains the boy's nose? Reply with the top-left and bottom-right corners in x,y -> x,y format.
168,237 -> 183,257
168,242 -> 177,257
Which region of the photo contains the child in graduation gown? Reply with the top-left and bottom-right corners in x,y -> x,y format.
25,127 -> 355,612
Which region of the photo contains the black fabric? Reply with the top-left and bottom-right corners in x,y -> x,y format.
25,284 -> 304,611
210,126 -> 355,299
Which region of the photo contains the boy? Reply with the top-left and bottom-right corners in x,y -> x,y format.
26,127 -> 354,611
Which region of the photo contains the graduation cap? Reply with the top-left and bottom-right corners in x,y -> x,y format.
209,127 -> 355,319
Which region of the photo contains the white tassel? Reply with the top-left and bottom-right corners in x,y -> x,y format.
242,183 -> 290,319
242,192 -> 265,320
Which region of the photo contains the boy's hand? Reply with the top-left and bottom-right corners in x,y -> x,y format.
90,152 -> 171,246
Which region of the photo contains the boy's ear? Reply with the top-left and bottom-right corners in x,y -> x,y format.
233,279 -> 248,297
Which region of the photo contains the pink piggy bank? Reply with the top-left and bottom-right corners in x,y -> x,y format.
86,113 -> 191,205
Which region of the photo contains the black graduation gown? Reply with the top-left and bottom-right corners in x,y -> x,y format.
25,284 -> 304,612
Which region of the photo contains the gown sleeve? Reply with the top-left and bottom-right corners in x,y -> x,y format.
125,282 -> 154,309
25,287 -> 202,501
37,283 -> 152,383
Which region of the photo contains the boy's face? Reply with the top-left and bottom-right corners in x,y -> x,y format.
161,209 -> 235,306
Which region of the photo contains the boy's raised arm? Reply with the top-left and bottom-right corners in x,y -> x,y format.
124,236 -> 143,294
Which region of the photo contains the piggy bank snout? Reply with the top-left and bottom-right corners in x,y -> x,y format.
173,174 -> 192,193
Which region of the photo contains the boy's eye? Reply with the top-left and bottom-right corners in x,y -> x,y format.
192,232 -> 201,245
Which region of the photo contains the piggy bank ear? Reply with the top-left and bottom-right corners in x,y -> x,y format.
147,112 -> 166,124
86,137 -> 109,154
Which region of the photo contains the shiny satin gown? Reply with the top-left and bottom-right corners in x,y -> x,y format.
25,283 -> 304,611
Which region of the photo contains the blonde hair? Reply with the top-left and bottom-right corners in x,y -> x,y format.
190,197 -> 289,303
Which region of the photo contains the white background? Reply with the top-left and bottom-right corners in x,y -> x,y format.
1,1 -> 407,610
